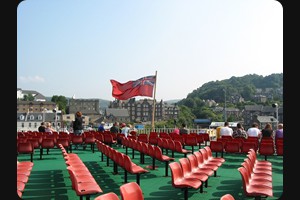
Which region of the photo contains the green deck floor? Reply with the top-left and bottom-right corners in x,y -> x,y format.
17,144 -> 283,200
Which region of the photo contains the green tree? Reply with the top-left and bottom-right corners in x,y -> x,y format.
23,94 -> 35,101
51,95 -> 68,113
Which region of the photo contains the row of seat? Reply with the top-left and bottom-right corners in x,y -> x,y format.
17,160 -> 34,198
210,137 -> 283,159
169,146 -> 225,200
94,182 -> 144,200
58,144 -> 103,200
96,140 -> 149,185
237,149 -> 273,199
122,137 -> 192,161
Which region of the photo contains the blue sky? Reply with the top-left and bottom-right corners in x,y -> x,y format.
17,0 -> 283,101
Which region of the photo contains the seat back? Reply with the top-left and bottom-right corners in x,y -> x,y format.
148,135 -> 158,145
147,145 -> 155,158
187,154 -> 199,171
179,157 -> 192,174
169,162 -> 184,187
94,192 -> 120,200
137,134 -> 148,143
237,167 -> 250,193
154,146 -> 164,160
185,135 -> 197,146
209,141 -> 224,153
18,142 -> 33,153
259,142 -> 275,155
220,194 -> 235,200
120,182 -> 144,200
174,141 -> 184,152
41,138 -> 55,148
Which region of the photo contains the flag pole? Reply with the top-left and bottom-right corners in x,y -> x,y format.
151,70 -> 157,132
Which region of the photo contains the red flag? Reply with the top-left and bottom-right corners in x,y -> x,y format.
110,75 -> 156,100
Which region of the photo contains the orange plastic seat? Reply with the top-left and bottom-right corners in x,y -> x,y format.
17,141 -> 34,162
94,192 -> 120,200
123,155 -> 148,185
179,157 -> 209,193
209,140 -> 224,158
184,134 -> 198,153
220,194 -> 235,200
187,154 -> 214,177
174,141 -> 191,157
258,142 -> 275,160
204,146 -> 225,163
238,167 -> 273,199
169,162 -> 202,200
120,182 -> 144,200
154,146 -> 174,176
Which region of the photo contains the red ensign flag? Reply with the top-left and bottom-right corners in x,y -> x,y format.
110,75 -> 156,100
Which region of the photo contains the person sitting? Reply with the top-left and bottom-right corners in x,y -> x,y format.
45,122 -> 56,134
98,121 -> 105,132
247,122 -> 261,138
179,123 -> 189,135
220,121 -> 233,137
232,123 -> 247,139
275,123 -> 283,139
38,122 -> 46,132
261,123 -> 273,138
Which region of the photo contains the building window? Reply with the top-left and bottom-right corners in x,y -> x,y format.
30,115 -> 34,120
19,115 -> 25,120
38,115 -> 43,120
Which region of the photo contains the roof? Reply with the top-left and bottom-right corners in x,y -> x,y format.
105,108 -> 129,117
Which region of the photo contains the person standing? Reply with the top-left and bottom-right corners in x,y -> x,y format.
73,111 -> 83,136
220,121 -> 233,137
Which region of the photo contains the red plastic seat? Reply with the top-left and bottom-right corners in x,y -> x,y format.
17,141 -> 34,162
123,155 -> 148,185
276,143 -> 283,156
193,151 -> 219,177
103,133 -> 117,147
199,149 -> 223,167
241,161 -> 272,182
137,134 -> 148,143
220,194 -> 235,200
238,167 -> 273,199
84,134 -> 96,152
258,142 -> 275,160
204,146 -> 225,163
40,138 -> 55,159
187,154 -> 214,177
94,192 -> 120,200
209,140 -> 224,158
224,141 -> 240,154
184,134 -> 198,153
179,157 -> 208,193
120,182 -> 144,200
169,162 -> 202,200
241,142 -> 257,154
174,141 -> 191,157
148,135 -> 158,145
154,146 -> 174,176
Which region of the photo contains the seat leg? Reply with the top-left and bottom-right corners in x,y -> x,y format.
165,161 -> 169,176
136,173 -> 140,185
183,188 -> 188,200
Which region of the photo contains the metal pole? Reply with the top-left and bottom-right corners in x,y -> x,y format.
224,89 -> 227,122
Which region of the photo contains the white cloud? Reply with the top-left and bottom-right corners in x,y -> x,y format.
19,75 -> 45,83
